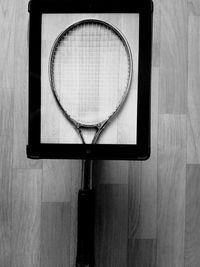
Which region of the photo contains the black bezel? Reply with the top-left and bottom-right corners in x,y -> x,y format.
27,0 -> 153,160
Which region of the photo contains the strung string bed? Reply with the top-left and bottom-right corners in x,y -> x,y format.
50,20 -> 131,126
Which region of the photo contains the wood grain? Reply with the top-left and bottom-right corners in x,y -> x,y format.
11,169 -> 42,267
0,0 -> 15,89
95,185 -> 128,267
0,200 -> 11,267
128,162 -> 142,239
42,160 -> 77,202
93,160 -> 129,185
187,15 -> 200,164
0,67 -> 13,267
184,165 -> 200,267
157,115 -> 186,267
152,0 -> 160,67
0,1 -> 15,266
40,202 -> 70,267
128,239 -> 156,267
159,0 -> 187,114
188,0 -> 200,16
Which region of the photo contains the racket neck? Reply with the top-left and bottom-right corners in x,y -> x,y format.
81,159 -> 93,190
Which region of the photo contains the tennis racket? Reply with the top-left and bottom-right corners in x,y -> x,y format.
49,19 -> 133,267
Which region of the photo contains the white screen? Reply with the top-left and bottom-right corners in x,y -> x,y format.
41,13 -> 139,144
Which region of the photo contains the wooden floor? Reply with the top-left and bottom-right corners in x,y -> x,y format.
1,0 -> 200,266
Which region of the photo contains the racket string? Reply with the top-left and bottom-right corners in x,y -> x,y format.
51,21 -> 131,125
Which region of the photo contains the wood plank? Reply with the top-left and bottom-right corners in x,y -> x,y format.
0,1 -> 15,266
11,169 -> 41,267
93,160 -> 128,185
184,164 -> 200,267
42,159 -> 81,266
0,0 -> 15,89
42,160 -> 76,202
188,0 -> 200,16
0,200 -> 12,267
0,115 -> 13,267
40,202 -> 70,267
13,0 -> 42,169
152,0 -> 160,67
159,0 -> 187,114
95,185 -> 128,267
128,239 -> 156,267
187,15 -> 200,164
157,115 -> 186,267
128,162 -> 142,239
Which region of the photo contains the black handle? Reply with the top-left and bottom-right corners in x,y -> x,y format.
76,189 -> 95,267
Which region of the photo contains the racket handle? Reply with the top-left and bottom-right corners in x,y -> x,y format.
76,189 -> 95,267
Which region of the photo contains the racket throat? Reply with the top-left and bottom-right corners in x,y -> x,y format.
78,126 -> 99,144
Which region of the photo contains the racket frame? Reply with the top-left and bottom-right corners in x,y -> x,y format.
49,19 -> 133,145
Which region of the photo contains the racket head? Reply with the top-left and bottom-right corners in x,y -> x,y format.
49,19 -> 133,129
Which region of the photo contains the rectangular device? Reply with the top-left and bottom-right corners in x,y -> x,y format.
27,0 -> 153,160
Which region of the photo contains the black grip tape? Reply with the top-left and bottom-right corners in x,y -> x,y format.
76,189 -> 95,266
